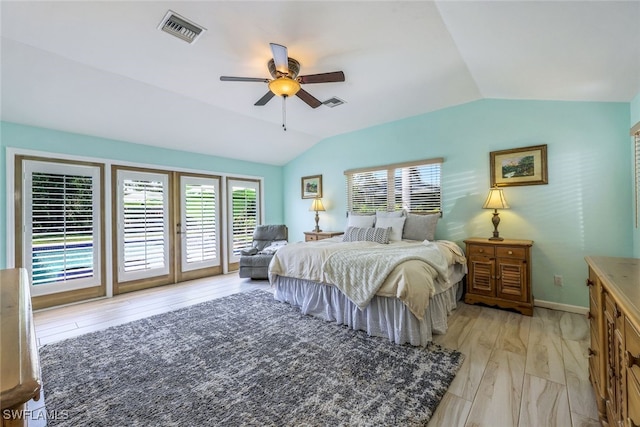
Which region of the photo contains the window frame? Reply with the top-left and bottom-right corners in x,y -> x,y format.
15,156 -> 106,306
345,157 -> 443,214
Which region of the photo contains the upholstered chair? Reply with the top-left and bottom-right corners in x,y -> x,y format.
238,224 -> 288,279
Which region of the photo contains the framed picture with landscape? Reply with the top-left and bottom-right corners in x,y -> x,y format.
490,144 -> 548,187
301,175 -> 322,199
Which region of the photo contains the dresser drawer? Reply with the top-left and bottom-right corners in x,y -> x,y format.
604,292 -> 624,331
589,326 -> 601,388
468,244 -> 494,258
496,246 -> 526,259
305,234 -> 319,241
628,368 -> 640,427
625,317 -> 640,386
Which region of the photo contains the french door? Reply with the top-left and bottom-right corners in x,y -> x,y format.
113,167 -> 224,294
113,167 -> 173,293
176,174 -> 222,282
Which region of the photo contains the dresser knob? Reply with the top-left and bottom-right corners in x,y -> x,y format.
628,350 -> 640,368
508,250 -> 513,255
479,249 -> 484,253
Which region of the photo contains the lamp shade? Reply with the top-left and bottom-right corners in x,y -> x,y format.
268,77 -> 301,97
482,188 -> 510,210
309,198 -> 325,212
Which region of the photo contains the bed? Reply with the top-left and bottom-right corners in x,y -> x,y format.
268,232 -> 467,346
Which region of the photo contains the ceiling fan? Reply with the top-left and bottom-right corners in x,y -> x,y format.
220,43 -> 345,130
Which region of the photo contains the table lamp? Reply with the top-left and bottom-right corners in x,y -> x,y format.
309,198 -> 326,232
482,187 -> 510,241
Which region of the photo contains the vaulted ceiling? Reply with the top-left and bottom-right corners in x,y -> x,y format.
1,1 -> 639,166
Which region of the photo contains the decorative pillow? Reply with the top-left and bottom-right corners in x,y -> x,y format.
375,210 -> 404,218
342,226 -> 391,244
347,213 -> 376,229
402,213 -> 439,241
374,216 -> 406,241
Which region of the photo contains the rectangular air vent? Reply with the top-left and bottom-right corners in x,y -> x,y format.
323,97 -> 346,108
158,10 -> 206,44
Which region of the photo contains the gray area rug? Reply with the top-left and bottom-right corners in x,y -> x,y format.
40,290 -> 464,426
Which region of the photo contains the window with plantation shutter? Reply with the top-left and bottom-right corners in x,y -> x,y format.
227,179 -> 261,264
116,170 -> 170,282
23,160 -> 102,296
180,176 -> 220,272
345,158 -> 443,214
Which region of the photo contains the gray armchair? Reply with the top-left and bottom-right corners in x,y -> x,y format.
238,224 -> 288,279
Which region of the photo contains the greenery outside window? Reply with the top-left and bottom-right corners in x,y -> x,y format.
345,158 -> 443,214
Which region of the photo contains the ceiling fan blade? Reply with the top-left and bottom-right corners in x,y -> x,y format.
298,71 -> 345,84
296,88 -> 322,109
270,43 -> 289,75
254,91 -> 275,106
220,76 -> 270,83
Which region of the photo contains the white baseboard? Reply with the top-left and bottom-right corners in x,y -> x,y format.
534,299 -> 588,315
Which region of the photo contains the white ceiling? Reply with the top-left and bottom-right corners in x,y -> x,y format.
1,1 -> 639,166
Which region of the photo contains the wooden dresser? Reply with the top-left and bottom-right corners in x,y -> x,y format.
1,268 -> 42,426
464,237 -> 534,316
585,256 -> 640,427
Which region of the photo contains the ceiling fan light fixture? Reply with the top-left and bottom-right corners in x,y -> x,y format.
269,77 -> 301,97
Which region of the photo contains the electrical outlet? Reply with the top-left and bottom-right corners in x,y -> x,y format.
554,275 -> 563,286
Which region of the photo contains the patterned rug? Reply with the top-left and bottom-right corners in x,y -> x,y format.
39,290 -> 464,426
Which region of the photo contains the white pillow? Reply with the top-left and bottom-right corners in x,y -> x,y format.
375,216 -> 406,241
347,213 -> 375,229
375,210 -> 404,219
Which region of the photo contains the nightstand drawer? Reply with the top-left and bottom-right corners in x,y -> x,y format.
496,246 -> 526,259
467,245 -> 494,258
304,231 -> 343,242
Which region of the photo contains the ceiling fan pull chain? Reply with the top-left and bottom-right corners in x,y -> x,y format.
282,95 -> 287,131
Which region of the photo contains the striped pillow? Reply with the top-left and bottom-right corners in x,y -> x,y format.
342,226 -> 391,244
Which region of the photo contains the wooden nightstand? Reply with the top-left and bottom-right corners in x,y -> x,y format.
464,237 -> 534,316
304,231 -> 344,242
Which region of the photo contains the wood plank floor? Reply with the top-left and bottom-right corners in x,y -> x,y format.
33,273 -> 600,427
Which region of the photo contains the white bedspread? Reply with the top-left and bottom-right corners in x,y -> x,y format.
268,238 -> 465,320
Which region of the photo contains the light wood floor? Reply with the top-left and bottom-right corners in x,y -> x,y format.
33,273 -> 600,427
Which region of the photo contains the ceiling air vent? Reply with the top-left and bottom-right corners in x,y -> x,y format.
158,10 -> 206,44
323,97 -> 346,108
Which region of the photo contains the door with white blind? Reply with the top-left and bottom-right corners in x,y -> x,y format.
176,174 -> 222,281
19,158 -> 105,308
227,179 -> 261,269
114,168 -> 173,293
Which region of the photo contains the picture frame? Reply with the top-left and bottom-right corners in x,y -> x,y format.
301,175 -> 322,199
490,144 -> 548,187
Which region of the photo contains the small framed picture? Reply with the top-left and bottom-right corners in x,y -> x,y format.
490,144 -> 548,187
301,175 -> 322,199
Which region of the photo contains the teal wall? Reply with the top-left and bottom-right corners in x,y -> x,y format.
0,121 -> 284,269
283,99 -> 632,308
631,92 -> 640,257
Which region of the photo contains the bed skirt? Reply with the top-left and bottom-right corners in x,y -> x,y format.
272,276 -> 460,346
